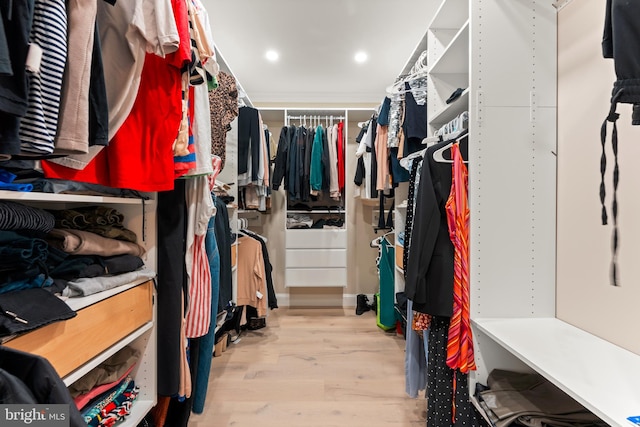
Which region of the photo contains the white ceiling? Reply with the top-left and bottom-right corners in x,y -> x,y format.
205,0 -> 438,106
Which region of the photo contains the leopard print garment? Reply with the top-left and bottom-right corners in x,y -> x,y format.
209,71 -> 239,168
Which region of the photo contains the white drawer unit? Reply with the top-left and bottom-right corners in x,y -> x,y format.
285,249 -> 347,268
285,229 -> 348,287
285,229 -> 347,249
285,267 -> 347,288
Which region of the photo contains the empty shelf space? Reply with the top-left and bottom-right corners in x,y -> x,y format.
429,21 -> 469,75
472,317 -> 640,427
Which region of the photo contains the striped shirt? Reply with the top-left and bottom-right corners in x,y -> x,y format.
19,0 -> 67,155
0,201 -> 56,233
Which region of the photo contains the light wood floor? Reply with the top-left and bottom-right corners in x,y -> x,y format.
189,308 -> 427,426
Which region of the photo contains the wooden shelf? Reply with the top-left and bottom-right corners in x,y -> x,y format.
429,20 -> 469,75
473,317 -> 640,427
63,322 -> 153,386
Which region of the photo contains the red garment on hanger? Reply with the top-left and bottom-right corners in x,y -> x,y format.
42,0 -> 190,192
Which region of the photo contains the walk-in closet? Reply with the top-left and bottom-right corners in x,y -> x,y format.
0,0 -> 638,426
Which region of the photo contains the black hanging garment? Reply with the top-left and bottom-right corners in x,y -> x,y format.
156,180 -> 187,396
600,0 -> 640,285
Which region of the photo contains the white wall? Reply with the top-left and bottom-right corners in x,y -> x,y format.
557,0 -> 640,355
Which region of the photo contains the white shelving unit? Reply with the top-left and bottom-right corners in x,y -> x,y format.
0,192 -> 157,426
427,0 -> 469,136
401,1 -> 638,426
473,317 -> 640,427
428,21 -> 469,76
430,2 -> 634,426
280,108 -> 349,288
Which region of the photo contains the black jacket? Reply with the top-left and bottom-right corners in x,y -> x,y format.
404,140 -> 454,316
271,126 -> 289,190
0,347 -> 85,427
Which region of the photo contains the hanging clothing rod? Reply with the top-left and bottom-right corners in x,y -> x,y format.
286,115 -> 345,120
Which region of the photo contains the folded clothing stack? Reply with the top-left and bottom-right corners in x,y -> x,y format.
286,213 -> 313,229
475,370 -> 607,427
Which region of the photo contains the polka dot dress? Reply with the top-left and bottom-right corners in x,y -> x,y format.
427,316 -> 478,426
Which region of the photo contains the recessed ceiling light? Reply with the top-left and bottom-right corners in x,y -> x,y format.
265,50 -> 279,62
354,51 -> 368,63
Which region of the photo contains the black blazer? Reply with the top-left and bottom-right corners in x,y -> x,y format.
405,140 -> 454,316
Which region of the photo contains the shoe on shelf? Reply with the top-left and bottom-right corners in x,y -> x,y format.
356,294 -> 371,315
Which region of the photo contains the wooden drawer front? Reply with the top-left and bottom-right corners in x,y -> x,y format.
286,249 -> 346,268
395,245 -> 404,271
5,281 -> 153,378
286,229 -> 346,249
285,268 -> 347,287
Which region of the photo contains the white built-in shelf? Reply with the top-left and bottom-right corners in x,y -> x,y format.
0,190 -> 150,205
64,277 -> 155,312
472,317 -> 640,427
429,20 -> 469,75
428,0 -> 469,30
63,322 -> 153,386
119,399 -> 155,427
429,88 -> 469,127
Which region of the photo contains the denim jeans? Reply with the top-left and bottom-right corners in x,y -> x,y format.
192,213 -> 220,414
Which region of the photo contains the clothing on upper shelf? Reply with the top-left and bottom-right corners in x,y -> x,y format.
0,200 -> 55,232
0,287 -> 77,336
0,201 -> 152,299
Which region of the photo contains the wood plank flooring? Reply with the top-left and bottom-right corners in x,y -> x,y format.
189,308 -> 427,426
